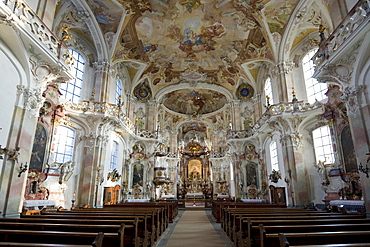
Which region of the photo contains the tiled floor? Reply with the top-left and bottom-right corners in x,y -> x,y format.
155,207 -> 232,247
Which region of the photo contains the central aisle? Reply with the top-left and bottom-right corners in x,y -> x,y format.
157,208 -> 232,247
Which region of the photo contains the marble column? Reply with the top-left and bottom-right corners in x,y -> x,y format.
126,94 -> 137,122
78,133 -> 108,207
93,61 -> 111,103
231,100 -> 242,130
280,134 -> 308,207
147,100 -> 157,132
273,61 -> 294,103
342,85 -> 370,215
0,87 -> 41,216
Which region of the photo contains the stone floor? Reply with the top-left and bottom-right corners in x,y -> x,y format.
155,207 -> 232,247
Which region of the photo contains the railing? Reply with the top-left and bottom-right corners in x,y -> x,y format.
0,0 -> 74,70
312,0 -> 370,67
65,101 -> 135,132
229,100 -> 323,139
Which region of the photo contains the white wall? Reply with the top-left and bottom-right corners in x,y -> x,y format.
0,45 -> 21,146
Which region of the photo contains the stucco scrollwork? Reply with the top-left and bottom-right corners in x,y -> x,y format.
19,87 -> 44,117
341,85 -> 365,114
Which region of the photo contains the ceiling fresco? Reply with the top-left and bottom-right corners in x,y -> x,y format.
57,0 -> 325,109
112,0 -> 280,84
264,0 -> 299,35
134,0 -> 260,71
86,0 -> 123,33
162,89 -> 227,115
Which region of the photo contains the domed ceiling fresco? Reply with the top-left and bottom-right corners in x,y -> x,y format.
162,89 -> 227,115
65,0 -> 309,93
134,0 -> 265,71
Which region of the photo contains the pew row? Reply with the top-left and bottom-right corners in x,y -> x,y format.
260,223 -> 370,247
0,230 -> 104,247
234,214 -> 368,247
278,231 -> 370,247
1,217 -> 141,247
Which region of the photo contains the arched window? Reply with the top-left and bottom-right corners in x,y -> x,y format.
53,126 -> 76,163
60,49 -> 86,103
115,77 -> 123,105
303,49 -> 327,103
312,125 -> 335,164
270,141 -> 279,171
264,77 -> 273,105
110,141 -> 119,170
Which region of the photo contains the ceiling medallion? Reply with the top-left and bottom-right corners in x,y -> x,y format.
134,85 -> 151,102
237,84 -> 254,101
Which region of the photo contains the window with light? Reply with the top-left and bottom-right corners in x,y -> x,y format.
60,49 -> 86,103
115,78 -> 123,105
312,125 -> 335,164
303,49 -> 327,103
53,126 -> 76,163
270,141 -> 279,171
110,141 -> 119,170
264,77 -> 273,105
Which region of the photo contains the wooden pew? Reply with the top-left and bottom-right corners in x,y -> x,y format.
211,201 -> 286,223
0,230 -> 105,247
260,223 -> 370,247
223,208 -> 339,240
278,244 -> 370,247
0,217 -> 137,247
278,231 -> 370,247
45,208 -> 160,241
105,201 -> 178,223
40,209 -> 159,244
72,206 -> 167,236
239,216 -> 370,247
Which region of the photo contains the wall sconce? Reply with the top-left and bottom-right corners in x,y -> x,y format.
0,145 -> 8,159
18,162 -> 28,177
359,152 -> 370,178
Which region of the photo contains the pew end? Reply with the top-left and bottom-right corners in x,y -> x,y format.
278,233 -> 290,247
92,232 -> 104,247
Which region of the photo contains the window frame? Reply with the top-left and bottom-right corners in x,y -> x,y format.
60,49 -> 86,103
264,77 -> 273,105
110,140 -> 119,170
312,125 -> 335,164
115,77 -> 123,105
269,141 -> 279,171
302,49 -> 327,103
52,125 -> 76,164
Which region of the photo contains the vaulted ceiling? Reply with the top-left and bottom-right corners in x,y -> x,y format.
56,0 -> 327,117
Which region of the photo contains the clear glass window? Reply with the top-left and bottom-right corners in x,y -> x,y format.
270,141 -> 279,171
312,125 -> 335,164
115,78 -> 123,105
110,141 -> 119,170
264,77 -> 273,105
60,49 -> 86,103
303,49 -> 327,103
53,126 -> 76,163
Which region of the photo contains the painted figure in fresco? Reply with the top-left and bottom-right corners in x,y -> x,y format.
30,124 -> 47,171
89,0 -> 117,24
179,0 -> 202,13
